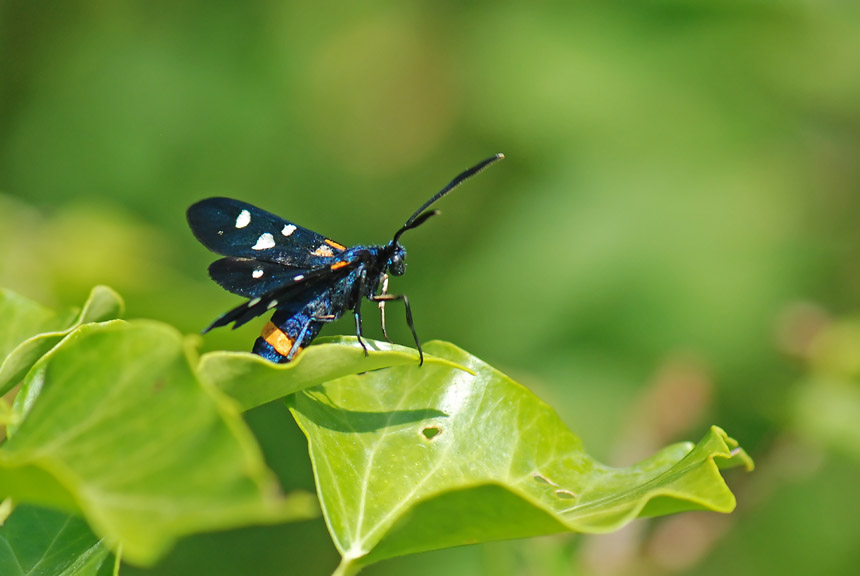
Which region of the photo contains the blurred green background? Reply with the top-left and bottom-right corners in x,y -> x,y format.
2,1 -> 859,575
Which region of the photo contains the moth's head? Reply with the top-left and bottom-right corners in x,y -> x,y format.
387,242 -> 407,276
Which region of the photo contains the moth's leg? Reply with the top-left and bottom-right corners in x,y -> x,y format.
353,270 -> 369,356
284,333 -> 304,361
353,306 -> 369,356
369,292 -> 423,366
285,318 -> 313,362
377,274 -> 393,343
283,313 -> 335,361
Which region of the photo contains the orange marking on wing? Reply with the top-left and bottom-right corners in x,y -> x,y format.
261,321 -> 301,357
312,245 -> 335,257
325,239 -> 347,251
330,261 -> 349,271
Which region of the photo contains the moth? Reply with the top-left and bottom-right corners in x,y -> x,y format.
187,153 -> 503,365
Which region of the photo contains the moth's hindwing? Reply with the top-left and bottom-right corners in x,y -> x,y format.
203,261 -> 359,332
207,257 -> 312,299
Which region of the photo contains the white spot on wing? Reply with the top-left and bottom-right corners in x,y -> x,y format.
293,274 -> 305,281
252,269 -> 264,279
281,224 -> 297,237
252,233 -> 275,250
235,209 -> 251,228
267,299 -> 278,309
248,297 -> 262,307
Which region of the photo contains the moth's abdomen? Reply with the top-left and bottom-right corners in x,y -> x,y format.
253,321 -> 302,363
253,309 -> 327,363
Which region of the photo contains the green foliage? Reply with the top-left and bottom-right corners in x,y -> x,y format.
2,2 -> 859,573
290,341 -> 751,574
0,286 -> 123,397
199,337 -> 465,412
0,504 -> 110,576
0,290 -> 315,567
0,288 -> 750,575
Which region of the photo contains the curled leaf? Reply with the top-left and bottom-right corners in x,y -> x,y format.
200,336 -> 470,411
290,341 -> 752,572
0,286 -> 124,396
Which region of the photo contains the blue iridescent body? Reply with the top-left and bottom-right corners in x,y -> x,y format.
187,154 -> 503,365
251,246 -> 394,363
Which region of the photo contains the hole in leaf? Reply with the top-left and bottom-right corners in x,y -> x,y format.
555,489 -> 577,499
421,425 -> 442,440
533,473 -> 557,486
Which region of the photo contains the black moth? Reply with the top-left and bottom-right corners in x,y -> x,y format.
187,154 -> 503,365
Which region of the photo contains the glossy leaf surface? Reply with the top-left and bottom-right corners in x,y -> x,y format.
0,505 -> 109,576
200,336 -> 469,411
0,320 -> 315,565
290,341 -> 752,573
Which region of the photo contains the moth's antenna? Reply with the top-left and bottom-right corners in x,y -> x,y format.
393,153 -> 504,243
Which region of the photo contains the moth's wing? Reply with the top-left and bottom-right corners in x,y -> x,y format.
207,258 -> 313,299
187,197 -> 347,267
203,259 -> 361,332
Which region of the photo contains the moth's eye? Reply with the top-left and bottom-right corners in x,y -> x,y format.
389,253 -> 406,276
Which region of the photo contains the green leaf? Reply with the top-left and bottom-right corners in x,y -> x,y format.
200,336 -> 471,411
0,399 -> 11,428
0,504 -> 110,576
289,341 -> 753,573
0,286 -> 124,396
0,320 -> 317,566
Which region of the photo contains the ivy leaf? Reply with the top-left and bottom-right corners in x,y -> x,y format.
0,320 -> 316,566
0,286 -> 124,396
200,336 -> 470,411
0,399 -> 11,428
0,504 -> 110,576
289,341 -> 753,574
